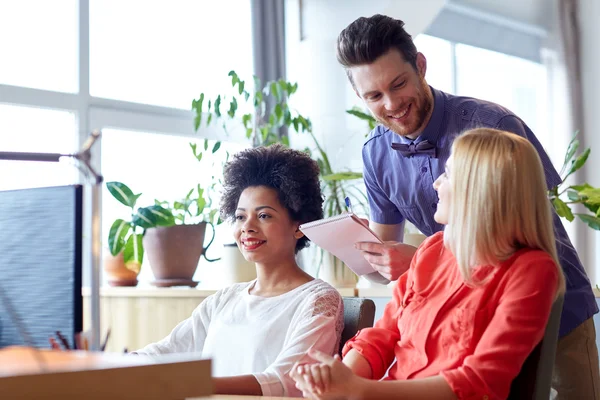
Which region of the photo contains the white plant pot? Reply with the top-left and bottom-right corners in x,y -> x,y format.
219,243 -> 257,285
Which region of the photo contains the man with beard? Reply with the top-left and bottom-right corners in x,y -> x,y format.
336,14 -> 599,399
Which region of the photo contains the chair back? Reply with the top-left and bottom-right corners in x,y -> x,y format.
340,297 -> 376,355
508,295 -> 564,400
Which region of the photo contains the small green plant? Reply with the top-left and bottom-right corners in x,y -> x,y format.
548,133 -> 600,230
346,106 -> 377,133
106,182 -> 174,271
153,140 -> 225,227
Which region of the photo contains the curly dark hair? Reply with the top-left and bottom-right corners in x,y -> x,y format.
220,144 -> 324,253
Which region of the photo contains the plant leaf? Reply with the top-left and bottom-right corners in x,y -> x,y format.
108,219 -> 130,256
123,233 -> 144,267
214,95 -> 222,117
322,172 -> 363,181
579,187 -> 600,205
229,70 -> 238,87
552,198 -> 574,222
560,133 -> 579,176
212,141 -> 221,154
106,181 -> 139,208
568,148 -> 591,176
575,213 -> 600,230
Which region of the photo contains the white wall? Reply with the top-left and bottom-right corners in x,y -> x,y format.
578,0 -> 600,286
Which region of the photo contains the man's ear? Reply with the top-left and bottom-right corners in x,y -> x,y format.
294,228 -> 304,239
416,52 -> 427,79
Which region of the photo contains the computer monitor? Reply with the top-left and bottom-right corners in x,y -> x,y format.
0,185 -> 83,349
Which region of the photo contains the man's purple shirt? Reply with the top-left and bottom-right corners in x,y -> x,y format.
362,86 -> 597,337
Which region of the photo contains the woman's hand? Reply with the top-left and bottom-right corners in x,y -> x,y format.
290,349 -> 363,399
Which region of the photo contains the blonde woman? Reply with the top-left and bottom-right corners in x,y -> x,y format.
291,128 -> 565,400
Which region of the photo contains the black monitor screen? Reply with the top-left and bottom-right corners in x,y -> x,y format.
0,185 -> 83,349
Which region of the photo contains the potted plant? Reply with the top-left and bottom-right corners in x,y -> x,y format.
105,182 -> 174,286
192,71 -> 366,287
548,133 -> 600,229
143,141 -> 224,287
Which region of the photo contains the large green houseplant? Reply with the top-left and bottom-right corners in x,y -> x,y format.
192,71 -> 366,286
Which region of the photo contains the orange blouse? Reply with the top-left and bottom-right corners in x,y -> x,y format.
343,232 -> 559,400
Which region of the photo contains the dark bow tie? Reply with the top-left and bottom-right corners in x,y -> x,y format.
391,140 -> 437,158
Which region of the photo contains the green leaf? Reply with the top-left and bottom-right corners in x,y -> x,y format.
568,148 -> 591,176
281,135 -> 290,147
123,233 -> 144,265
571,183 -> 593,192
243,91 -> 250,102
138,205 -> 175,227
270,81 -> 279,101
212,141 -> 221,154
108,219 -> 131,256
552,198 -> 575,222
192,93 -> 205,129
238,80 -> 245,95
246,128 -> 253,138
228,97 -> 238,118
207,113 -> 213,125
322,172 -> 363,181
274,104 -> 283,123
575,214 -> 600,230
560,133 -> 579,176
242,113 -> 252,128
229,70 -> 238,87
204,138 -> 209,151
190,142 -> 197,156
197,197 -> 207,215
567,189 -> 582,202
579,187 -> 600,204
346,108 -> 375,122
106,181 -> 139,208
214,95 -> 222,117
208,209 -> 218,224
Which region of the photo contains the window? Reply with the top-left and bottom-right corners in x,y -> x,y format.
414,34 -> 454,94
455,43 -> 548,136
0,104 -> 78,191
101,128 -> 249,283
0,0 -> 78,93
89,0 -> 254,109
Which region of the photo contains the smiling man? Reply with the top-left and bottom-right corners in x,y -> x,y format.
337,14 -> 600,399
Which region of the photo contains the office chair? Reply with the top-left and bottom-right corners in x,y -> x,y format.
340,297 -> 376,355
508,295 -> 564,400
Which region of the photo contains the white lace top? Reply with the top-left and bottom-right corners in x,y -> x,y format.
135,279 -> 344,397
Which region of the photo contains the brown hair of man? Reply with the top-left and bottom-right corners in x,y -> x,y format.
336,14 -> 418,86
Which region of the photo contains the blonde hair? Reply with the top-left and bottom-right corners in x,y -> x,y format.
444,128 -> 565,296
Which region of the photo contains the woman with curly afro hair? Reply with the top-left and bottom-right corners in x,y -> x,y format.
135,144 -> 344,398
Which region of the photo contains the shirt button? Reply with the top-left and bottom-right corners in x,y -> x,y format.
483,396 -> 489,400
461,109 -> 468,116
421,167 -> 427,173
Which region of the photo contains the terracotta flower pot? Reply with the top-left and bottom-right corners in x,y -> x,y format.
143,223 -> 217,287
103,251 -> 140,287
